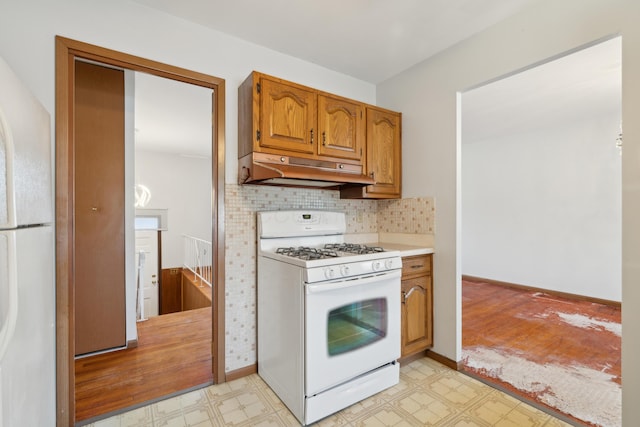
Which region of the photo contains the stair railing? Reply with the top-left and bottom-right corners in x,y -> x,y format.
182,234 -> 212,287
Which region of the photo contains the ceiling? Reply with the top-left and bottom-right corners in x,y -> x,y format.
133,0 -> 537,156
462,37 -> 621,144
132,1 -> 620,156
133,0 -> 537,84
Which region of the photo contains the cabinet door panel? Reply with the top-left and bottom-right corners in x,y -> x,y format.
317,94 -> 363,162
402,278 -> 427,348
260,77 -> 316,154
401,254 -> 432,356
365,107 -> 401,197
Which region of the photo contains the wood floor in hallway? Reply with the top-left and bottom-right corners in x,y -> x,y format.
75,307 -> 213,423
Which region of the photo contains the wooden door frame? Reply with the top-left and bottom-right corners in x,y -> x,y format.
55,36 -> 226,425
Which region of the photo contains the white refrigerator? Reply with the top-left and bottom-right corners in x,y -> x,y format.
0,56 -> 55,426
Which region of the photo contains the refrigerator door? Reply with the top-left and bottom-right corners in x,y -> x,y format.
0,57 -> 52,229
0,227 -> 55,427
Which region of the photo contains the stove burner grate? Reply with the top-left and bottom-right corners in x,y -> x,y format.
274,243 -> 386,260
324,243 -> 385,255
276,246 -> 339,260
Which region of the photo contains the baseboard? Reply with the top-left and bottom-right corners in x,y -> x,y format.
398,350 -> 428,366
225,363 -> 257,382
426,350 -> 460,370
462,275 -> 621,308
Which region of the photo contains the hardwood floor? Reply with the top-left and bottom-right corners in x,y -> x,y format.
461,279 -> 621,426
75,307 -> 213,423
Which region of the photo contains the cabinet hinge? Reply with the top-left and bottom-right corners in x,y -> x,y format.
256,130 -> 261,141
256,83 -> 261,94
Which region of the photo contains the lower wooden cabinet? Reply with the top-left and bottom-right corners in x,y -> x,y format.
400,254 -> 433,357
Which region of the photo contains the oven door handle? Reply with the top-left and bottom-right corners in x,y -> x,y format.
306,270 -> 401,294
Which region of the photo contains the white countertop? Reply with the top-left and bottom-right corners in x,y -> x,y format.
370,242 -> 434,257
344,232 -> 434,257
377,242 -> 433,257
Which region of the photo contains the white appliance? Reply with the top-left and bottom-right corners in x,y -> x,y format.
0,57 -> 55,426
257,210 -> 401,425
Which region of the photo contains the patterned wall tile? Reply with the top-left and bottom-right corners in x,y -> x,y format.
378,197 -> 435,234
224,184 -> 434,372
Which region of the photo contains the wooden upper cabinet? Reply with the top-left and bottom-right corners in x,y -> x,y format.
367,107 -> 401,197
238,71 -> 366,166
341,106 -> 402,199
238,71 -> 402,197
317,94 -> 364,161
259,77 -> 317,155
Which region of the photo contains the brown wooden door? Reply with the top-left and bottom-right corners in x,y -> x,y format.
317,94 -> 364,162
365,107 -> 401,198
74,61 -> 126,356
259,77 -> 317,155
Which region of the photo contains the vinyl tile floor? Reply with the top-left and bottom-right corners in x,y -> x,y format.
84,357 -> 572,427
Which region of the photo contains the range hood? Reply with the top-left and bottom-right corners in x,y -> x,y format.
239,152 -> 375,189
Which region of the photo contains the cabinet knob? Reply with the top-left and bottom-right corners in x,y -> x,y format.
280,157 -> 286,162
339,164 -> 344,169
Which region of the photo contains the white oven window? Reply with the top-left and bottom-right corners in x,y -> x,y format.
327,298 -> 387,356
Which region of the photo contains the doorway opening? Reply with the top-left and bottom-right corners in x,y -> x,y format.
458,36 -> 621,425
55,36 -> 226,426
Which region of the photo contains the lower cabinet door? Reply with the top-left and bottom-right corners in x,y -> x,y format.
401,275 -> 433,356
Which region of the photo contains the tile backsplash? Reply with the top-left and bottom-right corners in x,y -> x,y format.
378,197 -> 435,234
223,183 -> 434,372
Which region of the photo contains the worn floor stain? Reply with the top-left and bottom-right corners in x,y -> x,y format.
462,346 -> 621,427
462,279 -> 621,426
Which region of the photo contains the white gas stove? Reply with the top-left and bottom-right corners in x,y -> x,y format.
257,210 -> 401,281
257,210 -> 401,425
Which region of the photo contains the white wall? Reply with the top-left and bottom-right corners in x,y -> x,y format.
377,0 -> 640,424
0,0 -> 376,186
462,114 -> 622,301
135,150 -> 211,268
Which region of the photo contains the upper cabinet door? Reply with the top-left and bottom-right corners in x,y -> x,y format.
366,107 -> 401,197
259,77 -> 317,155
317,94 -> 364,162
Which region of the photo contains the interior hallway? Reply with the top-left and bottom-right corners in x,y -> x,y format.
75,307 -> 213,423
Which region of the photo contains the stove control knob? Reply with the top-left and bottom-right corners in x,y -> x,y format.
384,259 -> 395,270
340,265 -> 350,277
372,260 -> 382,271
324,267 -> 336,279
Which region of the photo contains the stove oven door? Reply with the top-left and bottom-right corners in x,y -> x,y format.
305,269 -> 401,396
